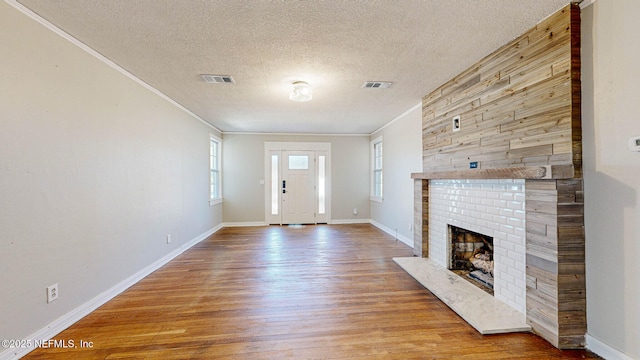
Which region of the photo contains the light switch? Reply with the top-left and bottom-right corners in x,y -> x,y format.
452,115 -> 461,132
629,136 -> 640,151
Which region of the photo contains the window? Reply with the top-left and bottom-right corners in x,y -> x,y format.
288,155 -> 309,170
271,154 -> 279,215
209,135 -> 222,205
318,155 -> 326,214
371,136 -> 383,202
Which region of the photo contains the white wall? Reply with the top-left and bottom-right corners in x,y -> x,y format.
0,1 -> 222,346
222,133 -> 370,223
369,105 -> 422,245
582,1 -> 640,359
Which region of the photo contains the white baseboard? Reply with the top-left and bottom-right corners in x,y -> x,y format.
224,220 -> 375,226
222,221 -> 267,227
330,218 -> 372,225
0,225 -> 222,360
225,220 -> 379,227
370,220 -> 414,248
586,334 -> 634,360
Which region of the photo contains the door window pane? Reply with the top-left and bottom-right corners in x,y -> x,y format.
288,155 -> 309,170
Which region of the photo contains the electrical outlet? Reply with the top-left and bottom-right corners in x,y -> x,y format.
47,283 -> 58,303
166,234 -> 171,244
353,208 -> 358,215
409,223 -> 413,232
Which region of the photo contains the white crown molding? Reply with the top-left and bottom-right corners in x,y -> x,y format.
4,0 -> 221,134
222,131 -> 370,137
370,102 -> 422,136
579,0 -> 597,9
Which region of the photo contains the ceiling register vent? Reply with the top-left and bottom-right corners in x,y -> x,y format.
362,81 -> 393,89
201,74 -> 235,84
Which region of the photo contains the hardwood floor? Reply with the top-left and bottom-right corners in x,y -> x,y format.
25,224 -> 598,359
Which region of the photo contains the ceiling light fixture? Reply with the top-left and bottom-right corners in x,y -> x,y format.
289,81 -> 312,102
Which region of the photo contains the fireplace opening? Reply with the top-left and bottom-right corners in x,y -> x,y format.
448,225 -> 494,294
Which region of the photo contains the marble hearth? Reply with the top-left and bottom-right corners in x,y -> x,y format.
399,178 -> 530,335
393,256 -> 530,334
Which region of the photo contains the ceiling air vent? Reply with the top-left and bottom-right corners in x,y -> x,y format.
362,81 -> 393,89
201,74 -> 235,84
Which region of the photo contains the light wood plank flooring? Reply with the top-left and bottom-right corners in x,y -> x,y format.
25,224 -> 598,359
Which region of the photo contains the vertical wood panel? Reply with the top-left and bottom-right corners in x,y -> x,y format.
413,179 -> 423,256
413,179 -> 429,258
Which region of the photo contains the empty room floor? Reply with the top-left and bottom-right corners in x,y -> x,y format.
24,224 -> 598,359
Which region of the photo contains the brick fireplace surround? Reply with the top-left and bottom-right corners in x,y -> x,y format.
429,179 -> 527,314
409,4 -> 586,350
413,173 -> 585,349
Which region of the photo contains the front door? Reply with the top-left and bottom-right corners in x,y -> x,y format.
281,151 -> 316,224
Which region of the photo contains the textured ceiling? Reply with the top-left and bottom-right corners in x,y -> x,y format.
16,0 -> 571,134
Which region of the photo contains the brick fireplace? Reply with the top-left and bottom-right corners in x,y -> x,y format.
409,4 -> 586,349
431,179 -> 526,312
413,175 -> 585,349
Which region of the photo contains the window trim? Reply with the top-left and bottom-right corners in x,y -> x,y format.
370,136 -> 383,203
209,134 -> 223,206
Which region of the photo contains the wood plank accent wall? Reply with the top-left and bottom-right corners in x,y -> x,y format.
413,3 -> 585,350
525,179 -> 586,349
413,179 -> 428,257
421,4 -> 581,178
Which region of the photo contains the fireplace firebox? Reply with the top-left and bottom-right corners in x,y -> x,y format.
448,225 -> 494,292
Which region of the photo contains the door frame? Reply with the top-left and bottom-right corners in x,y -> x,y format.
264,142 -> 331,225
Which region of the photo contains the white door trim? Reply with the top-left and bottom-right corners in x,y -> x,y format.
264,142 -> 332,225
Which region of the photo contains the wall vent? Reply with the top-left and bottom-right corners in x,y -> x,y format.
362,81 -> 393,89
201,74 -> 235,84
